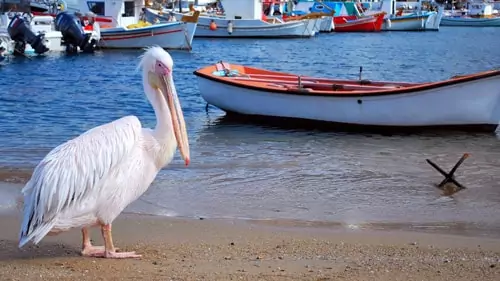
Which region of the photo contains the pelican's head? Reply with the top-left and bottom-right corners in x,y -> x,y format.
139,46 -> 190,166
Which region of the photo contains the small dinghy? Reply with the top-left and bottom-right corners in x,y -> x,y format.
194,62 -> 500,132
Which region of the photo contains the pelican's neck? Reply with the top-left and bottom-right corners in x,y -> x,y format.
143,73 -> 174,140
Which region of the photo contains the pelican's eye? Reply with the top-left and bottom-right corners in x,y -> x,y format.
155,60 -> 170,76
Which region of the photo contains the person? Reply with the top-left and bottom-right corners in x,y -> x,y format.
82,12 -> 96,31
139,8 -> 146,21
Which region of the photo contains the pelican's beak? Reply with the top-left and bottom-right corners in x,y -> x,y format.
149,72 -> 190,166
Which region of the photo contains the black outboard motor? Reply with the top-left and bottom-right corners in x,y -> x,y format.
7,14 -> 49,55
55,12 -> 97,54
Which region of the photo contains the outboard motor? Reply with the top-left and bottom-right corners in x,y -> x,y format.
55,12 -> 97,54
7,14 -> 49,55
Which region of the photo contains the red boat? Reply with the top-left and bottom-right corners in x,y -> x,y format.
333,12 -> 385,32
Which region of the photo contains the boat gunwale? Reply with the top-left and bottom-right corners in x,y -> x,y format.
151,12 -> 311,30
101,21 -> 185,33
193,64 -> 500,98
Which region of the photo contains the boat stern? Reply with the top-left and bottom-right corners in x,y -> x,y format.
179,11 -> 201,49
424,10 -> 443,31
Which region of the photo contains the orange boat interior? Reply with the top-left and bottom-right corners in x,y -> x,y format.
194,62 -> 500,96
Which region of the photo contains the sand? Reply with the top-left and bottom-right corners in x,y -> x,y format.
0,213 -> 498,281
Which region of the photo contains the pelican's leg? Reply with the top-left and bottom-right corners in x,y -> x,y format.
80,227 -> 106,256
81,227 -> 121,257
101,224 -> 142,259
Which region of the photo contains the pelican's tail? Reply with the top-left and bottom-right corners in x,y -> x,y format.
18,189 -> 55,248
18,220 -> 56,248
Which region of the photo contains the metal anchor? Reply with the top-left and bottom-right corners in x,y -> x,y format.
426,153 -> 469,194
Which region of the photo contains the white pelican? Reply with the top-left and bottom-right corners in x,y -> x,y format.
18,46 -> 190,259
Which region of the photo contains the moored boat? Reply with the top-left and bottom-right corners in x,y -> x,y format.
364,0 -> 443,31
0,2 -> 98,55
194,62 -> 500,132
147,0 -> 318,38
306,0 -> 442,31
441,16 -> 500,27
280,11 -> 334,33
262,0 -> 332,33
333,12 -> 385,32
441,2 -> 500,27
79,0 -> 199,50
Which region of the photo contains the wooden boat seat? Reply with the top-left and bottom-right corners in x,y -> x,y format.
279,82 -> 402,92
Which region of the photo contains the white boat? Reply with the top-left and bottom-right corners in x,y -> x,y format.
146,0 -> 318,38
441,2 -> 500,27
26,14 -> 64,52
382,10 -> 443,31
0,12 -> 62,54
1,4 -> 98,55
194,62 -> 500,132
78,0 -> 199,50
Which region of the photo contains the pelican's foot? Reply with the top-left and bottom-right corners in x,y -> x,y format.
81,246 -> 121,257
104,251 -> 142,259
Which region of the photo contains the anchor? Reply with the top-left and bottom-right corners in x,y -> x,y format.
426,153 -> 469,194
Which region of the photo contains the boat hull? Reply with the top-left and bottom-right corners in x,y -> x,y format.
319,16 -> 334,32
191,18 -> 317,38
382,13 -> 435,31
379,11 -> 442,31
26,31 -> 64,52
195,66 -> 500,132
383,16 -> 427,31
334,13 -> 385,32
440,16 -> 500,27
146,9 -> 317,38
99,21 -> 197,49
424,11 -> 443,31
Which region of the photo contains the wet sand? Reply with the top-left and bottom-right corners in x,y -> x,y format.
0,214 -> 499,281
0,168 -> 31,184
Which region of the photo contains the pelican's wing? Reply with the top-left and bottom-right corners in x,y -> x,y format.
19,115 -> 142,247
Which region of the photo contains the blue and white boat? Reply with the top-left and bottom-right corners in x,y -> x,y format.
441,2 -> 500,27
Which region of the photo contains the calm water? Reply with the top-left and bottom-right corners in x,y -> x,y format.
1,27 -> 500,236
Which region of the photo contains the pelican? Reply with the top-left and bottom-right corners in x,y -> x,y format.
18,46 -> 190,259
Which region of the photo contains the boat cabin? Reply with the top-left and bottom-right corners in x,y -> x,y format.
30,15 -> 55,33
219,0 -> 262,19
80,0 -> 143,27
467,2 -> 494,17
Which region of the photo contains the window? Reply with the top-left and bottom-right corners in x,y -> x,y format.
124,1 -> 135,17
87,1 -> 105,16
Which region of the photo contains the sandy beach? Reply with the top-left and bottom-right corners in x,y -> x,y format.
0,212 -> 498,281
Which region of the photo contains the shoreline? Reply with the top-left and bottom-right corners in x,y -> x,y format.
0,167 -> 32,184
0,213 -> 499,280
2,178 -> 500,241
